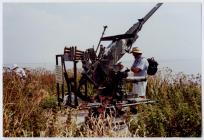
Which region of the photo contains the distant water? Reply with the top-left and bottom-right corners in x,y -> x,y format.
116,59 -> 201,75
3,59 -> 201,75
158,59 -> 201,75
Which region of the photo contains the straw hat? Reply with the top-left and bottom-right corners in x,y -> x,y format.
131,47 -> 142,54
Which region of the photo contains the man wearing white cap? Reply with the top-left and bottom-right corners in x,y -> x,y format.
130,47 -> 149,99
12,64 -> 27,80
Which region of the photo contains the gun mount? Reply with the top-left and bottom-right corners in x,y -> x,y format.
56,3 -> 162,116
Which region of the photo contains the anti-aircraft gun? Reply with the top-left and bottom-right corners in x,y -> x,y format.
56,3 -> 162,115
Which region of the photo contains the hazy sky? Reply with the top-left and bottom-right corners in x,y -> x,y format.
3,2 -> 202,72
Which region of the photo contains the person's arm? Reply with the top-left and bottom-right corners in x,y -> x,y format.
131,58 -> 146,74
131,67 -> 141,73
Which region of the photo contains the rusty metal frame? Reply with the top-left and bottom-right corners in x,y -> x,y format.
56,46 -> 84,108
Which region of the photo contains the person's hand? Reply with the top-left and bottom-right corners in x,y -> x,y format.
131,67 -> 141,73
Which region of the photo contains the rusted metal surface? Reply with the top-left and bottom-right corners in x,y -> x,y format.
55,3 -> 162,117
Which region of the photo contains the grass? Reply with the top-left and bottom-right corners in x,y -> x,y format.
3,67 -> 201,137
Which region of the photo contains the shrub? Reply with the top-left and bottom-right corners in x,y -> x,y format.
40,96 -> 58,109
129,68 -> 201,137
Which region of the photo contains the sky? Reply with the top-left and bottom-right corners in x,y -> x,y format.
3,2 -> 202,74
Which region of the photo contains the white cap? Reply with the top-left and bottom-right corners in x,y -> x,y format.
12,64 -> 18,70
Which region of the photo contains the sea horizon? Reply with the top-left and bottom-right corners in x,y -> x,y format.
3,58 -> 201,76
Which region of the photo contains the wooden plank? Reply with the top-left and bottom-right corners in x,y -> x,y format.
55,65 -> 63,84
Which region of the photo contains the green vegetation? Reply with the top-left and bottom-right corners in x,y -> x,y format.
3,68 -> 201,137
133,69 -> 201,137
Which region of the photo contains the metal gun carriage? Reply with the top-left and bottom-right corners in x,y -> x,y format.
55,3 -> 162,117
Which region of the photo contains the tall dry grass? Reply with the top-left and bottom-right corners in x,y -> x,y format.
131,69 -> 202,137
3,68 -> 202,137
3,69 -> 55,137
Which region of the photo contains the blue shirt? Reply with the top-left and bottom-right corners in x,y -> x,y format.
131,57 -> 149,77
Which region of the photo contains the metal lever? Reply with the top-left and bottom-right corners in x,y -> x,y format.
95,25 -> 108,53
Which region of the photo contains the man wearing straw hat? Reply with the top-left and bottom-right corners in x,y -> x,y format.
130,47 -> 149,99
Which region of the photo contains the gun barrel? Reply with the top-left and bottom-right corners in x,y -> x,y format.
142,3 -> 163,24
126,3 -> 163,35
